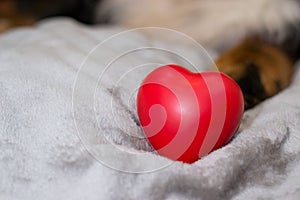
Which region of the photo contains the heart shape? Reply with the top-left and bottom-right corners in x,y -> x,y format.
137,65 -> 244,163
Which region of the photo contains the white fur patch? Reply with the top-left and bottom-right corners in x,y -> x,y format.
96,0 -> 300,49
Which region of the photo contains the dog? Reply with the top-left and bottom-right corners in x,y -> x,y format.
1,0 -> 299,109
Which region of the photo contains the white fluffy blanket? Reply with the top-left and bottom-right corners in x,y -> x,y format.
1,19 -> 300,200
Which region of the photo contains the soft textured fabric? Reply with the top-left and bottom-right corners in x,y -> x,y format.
0,18 -> 299,200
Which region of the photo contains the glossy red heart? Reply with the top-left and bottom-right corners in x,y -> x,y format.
137,65 -> 244,163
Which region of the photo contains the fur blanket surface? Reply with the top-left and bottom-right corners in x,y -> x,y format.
0,19 -> 300,200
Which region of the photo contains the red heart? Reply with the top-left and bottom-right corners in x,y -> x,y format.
137,65 -> 244,163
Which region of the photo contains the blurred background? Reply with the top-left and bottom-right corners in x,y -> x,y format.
0,0 -> 101,33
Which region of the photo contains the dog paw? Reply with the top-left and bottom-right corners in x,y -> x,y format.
215,37 -> 293,110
